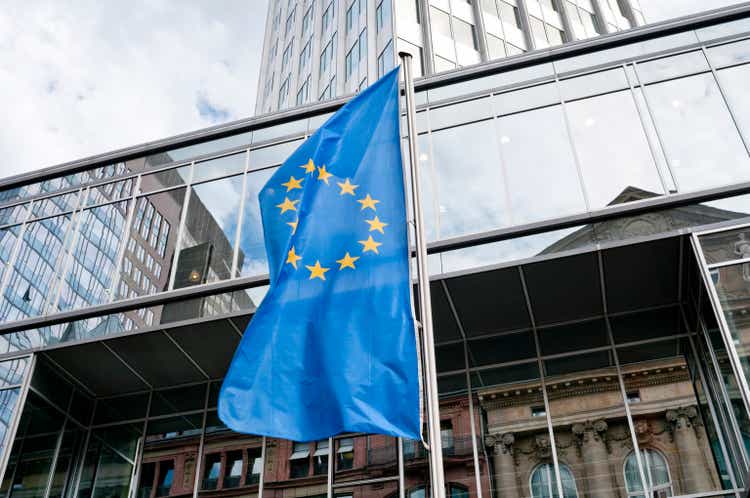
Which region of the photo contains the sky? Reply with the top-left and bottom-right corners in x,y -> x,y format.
0,0 -> 269,182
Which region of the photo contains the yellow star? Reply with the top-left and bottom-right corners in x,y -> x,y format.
365,216 -> 388,234
287,219 -> 298,234
359,235 -> 382,254
317,165 -> 333,184
282,176 -> 304,191
336,252 -> 360,270
286,246 -> 302,269
305,260 -> 330,280
357,194 -> 379,211
276,197 -> 299,214
300,158 -> 316,174
337,178 -> 358,196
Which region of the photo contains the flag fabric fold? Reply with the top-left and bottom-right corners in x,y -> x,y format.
219,67 -> 421,442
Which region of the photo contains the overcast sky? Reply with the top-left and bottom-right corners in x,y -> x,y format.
0,0 -> 268,182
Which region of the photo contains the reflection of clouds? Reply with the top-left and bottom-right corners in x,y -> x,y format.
566,90 -> 664,208
646,73 -> 750,192
191,175 -> 243,236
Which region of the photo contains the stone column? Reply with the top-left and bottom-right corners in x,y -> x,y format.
573,420 -> 616,498
486,433 -> 519,498
666,407 -> 715,494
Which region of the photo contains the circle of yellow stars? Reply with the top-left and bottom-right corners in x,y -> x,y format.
275,158 -> 387,281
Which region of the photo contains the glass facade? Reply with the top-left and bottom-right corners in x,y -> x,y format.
4,6 -> 750,498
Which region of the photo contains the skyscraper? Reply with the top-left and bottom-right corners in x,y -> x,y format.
255,0 -> 743,115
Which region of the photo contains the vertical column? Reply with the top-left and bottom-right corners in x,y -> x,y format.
572,420 -> 616,498
666,406 -> 715,494
486,433 -> 519,498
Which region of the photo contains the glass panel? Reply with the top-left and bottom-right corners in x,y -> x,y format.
57,201 -> 129,312
494,83 -> 559,116
0,203 -> 28,227
238,168 -> 276,277
139,415 -> 203,497
252,120 -> 308,143
543,348 -> 635,498
707,40 -> 750,68
248,139 -> 304,169
0,388 -> 20,457
428,97 -> 493,130
116,189 -> 184,301
94,392 -> 150,425
177,175 -> 243,285
0,224 -> 21,295
644,73 -> 750,192
0,357 -> 27,387
636,51 -> 710,84
150,383 -> 207,417
558,68 -> 630,101
47,427 -> 85,498
565,89 -> 664,208
30,191 -> 80,220
699,226 -> 750,265
497,105 -> 587,224
198,411 -> 263,494
618,338 -> 730,494
429,120 -> 509,239
140,165 -> 191,193
716,63 -> 750,149
86,178 -> 136,205
146,132 -> 253,167
0,214 -> 72,322
77,423 -> 142,498
193,152 -> 246,183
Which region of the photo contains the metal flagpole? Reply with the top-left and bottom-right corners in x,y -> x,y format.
399,51 -> 447,498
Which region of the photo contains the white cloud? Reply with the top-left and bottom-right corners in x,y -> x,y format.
0,0 -> 268,181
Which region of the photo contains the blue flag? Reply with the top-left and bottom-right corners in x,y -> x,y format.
219,67 -> 421,441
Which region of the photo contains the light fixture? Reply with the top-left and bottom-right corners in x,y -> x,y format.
189,270 -> 201,283
500,135 -> 511,144
671,99 -> 682,108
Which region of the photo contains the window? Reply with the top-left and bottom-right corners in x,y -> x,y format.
224,451 -> 243,488
358,29 -> 368,59
345,40 -> 359,81
156,460 -> 174,497
440,420 -> 454,454
299,39 -> 312,73
498,1 -> 522,28
624,449 -> 672,498
452,18 -> 478,50
336,438 -> 354,470
202,454 -> 221,490
278,76 -> 291,109
376,0 -> 390,32
297,76 -> 311,105
302,4 -> 314,34
247,448 -> 263,484
531,405 -> 546,417
320,35 -> 337,77
285,7 -> 296,37
282,41 -> 293,73
290,442 -> 311,478
264,73 -> 275,98
377,40 -> 394,77
346,1 -> 358,32
530,463 -> 578,498
322,0 -> 335,33
626,391 -> 641,403
313,439 -> 329,475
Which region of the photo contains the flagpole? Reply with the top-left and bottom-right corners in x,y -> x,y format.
399,51 -> 447,498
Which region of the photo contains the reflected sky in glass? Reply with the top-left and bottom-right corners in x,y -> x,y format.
239,168 -> 276,277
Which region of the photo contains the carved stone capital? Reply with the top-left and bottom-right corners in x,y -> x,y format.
534,434 -> 552,459
486,433 -> 515,455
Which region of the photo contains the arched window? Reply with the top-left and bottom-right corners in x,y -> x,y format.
530,463 -> 578,498
624,449 -> 673,498
403,484 -> 469,498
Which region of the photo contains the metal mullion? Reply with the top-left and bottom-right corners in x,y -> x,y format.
441,281 -> 483,498
331,475 -> 400,488
397,437 -> 405,498
696,219 -> 750,237
192,383 -> 211,498
465,356 -> 539,375
70,397 -> 97,498
26,387 -> 86,432
517,267 -> 565,498
101,342 -> 152,390
107,176 -> 142,301
707,255 -> 750,270
41,389 -> 75,498
0,354 -> 35,484
167,162 -> 195,291
0,211 -> 30,306
691,232 -> 750,417
230,150 -> 252,279
40,353 -> 97,398
629,59 -> 682,193
695,309 -> 750,475
2,425 -> 27,498
596,251 -> 651,498
685,330 -> 742,492
128,390 -> 151,498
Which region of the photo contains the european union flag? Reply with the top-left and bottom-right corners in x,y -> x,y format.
219,67 -> 421,441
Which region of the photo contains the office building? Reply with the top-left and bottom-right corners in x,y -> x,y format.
2,3 -> 750,498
